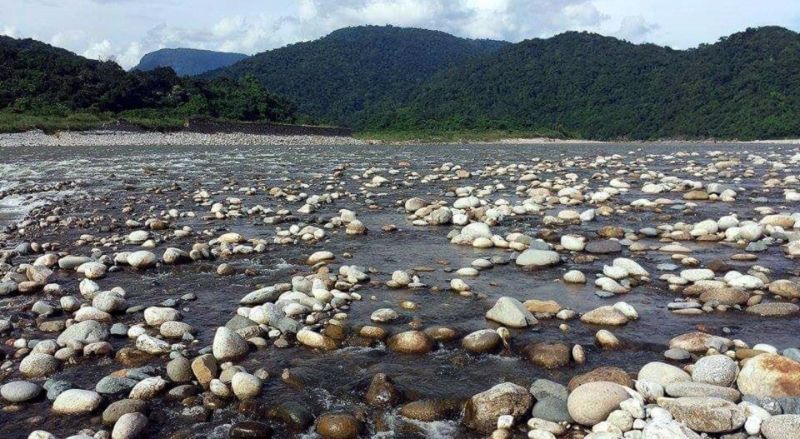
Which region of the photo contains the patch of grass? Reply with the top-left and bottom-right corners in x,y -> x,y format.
0,111 -> 112,133
354,127 -> 573,143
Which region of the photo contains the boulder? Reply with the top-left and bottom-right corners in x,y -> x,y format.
463,382 -> 533,432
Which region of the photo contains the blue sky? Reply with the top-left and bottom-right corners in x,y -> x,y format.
2,0 -> 800,68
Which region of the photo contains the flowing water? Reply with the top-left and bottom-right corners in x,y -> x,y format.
0,143 -> 799,438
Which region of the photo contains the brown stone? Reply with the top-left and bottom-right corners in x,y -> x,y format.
524,342 -> 570,369
568,366 -> 633,392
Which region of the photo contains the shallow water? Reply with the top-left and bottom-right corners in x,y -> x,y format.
1,142 -> 799,438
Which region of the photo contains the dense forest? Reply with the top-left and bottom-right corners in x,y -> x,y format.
203,25 -> 509,128
132,48 -> 249,76
3,24 -> 800,139
206,25 -> 800,140
382,26 -> 800,140
0,35 -> 295,131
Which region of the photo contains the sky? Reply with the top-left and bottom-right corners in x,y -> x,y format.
2,0 -> 800,69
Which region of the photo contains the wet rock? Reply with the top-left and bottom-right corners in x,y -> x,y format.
315,412 -> 361,439
231,372 -> 261,400
1,380 -> 42,402
580,306 -> 628,326
567,381 -> 630,426
462,329 -> 502,354
307,251 -> 335,265
524,342 -> 570,369
212,327 -> 249,361
96,376 -> 137,394
129,376 -> 167,400
229,421 -> 273,438
296,328 -> 337,350
515,249 -> 560,267
746,302 -> 800,316
398,399 -> 459,422
167,357 -> 193,383
658,396 -> 745,433
112,412 -> 148,439
387,330 -> 434,354
530,380 -> 571,422
365,373 -> 401,408
52,389 -> 102,414
769,280 -> 800,299
737,353 -> 800,398
102,399 -> 148,425
57,320 -> 108,346
191,354 -> 218,386
485,296 -> 537,328
585,240 -> 622,254
19,352 -> 59,377
267,402 -> 314,431
568,366 -> 633,391
463,382 -> 533,433
127,250 -> 157,269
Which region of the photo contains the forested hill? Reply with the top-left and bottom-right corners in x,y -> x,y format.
381,26 -> 800,140
0,35 -> 295,130
133,48 -> 248,76
204,25 -> 510,127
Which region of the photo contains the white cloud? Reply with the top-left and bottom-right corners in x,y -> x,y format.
615,15 -> 658,43
1,25 -> 17,37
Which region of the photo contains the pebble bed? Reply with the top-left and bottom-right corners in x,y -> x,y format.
0,142 -> 798,439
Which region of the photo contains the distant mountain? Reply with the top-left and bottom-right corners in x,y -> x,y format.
133,48 -> 249,76
388,26 -> 800,139
0,36 -> 294,124
205,25 -> 510,127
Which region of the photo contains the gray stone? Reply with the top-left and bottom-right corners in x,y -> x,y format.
1,380 -> 42,402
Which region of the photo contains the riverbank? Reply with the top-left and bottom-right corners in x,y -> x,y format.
0,130 -> 366,147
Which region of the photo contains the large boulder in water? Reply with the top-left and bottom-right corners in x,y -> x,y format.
485,297 -> 537,328
515,249 -> 560,267
463,382 -> 532,432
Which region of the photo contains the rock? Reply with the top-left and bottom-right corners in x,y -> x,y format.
485,296 -> 537,328
669,332 -> 730,353
769,280 -> 800,299
112,412 -> 148,439
127,251 -> 156,269
516,249 -> 561,267
463,382 -> 533,433
530,380 -> 570,422
563,270 -> 586,283
191,354 -> 218,386
462,329 -> 502,354
641,418 -> 702,439
129,376 -> 166,400
461,222 -> 492,241
370,308 -> 399,322
231,372 -> 261,400
387,330 -> 434,354
365,373 -> 401,408
580,306 -> 628,326
399,399 -> 459,421
296,328 -> 337,351
19,353 -> 59,377
135,334 -> 170,354
229,421 -> 273,439
404,197 -> 427,212
166,357 -> 193,383
692,354 -> 738,386
638,362 -> 691,388
102,399 -> 148,425
143,306 -> 180,326
746,302 -> 800,316
567,381 -> 630,426
96,376 -> 137,394
658,396 -> 745,433
1,380 -> 42,402
664,382 -> 741,401
568,367 -> 633,391
737,353 -> 800,398
698,288 -> 749,305
315,412 -> 361,439
523,299 -> 561,314
212,327 -> 249,361
307,251 -> 335,265
762,414 -> 800,439
52,389 -> 102,414
524,342 -> 570,369
57,320 -> 108,346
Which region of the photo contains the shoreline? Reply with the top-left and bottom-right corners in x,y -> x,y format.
1,129 -> 800,147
